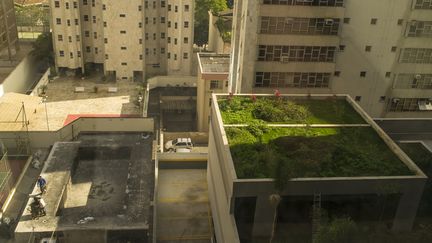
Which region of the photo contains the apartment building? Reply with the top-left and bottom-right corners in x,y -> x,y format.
50,0 -> 194,81
0,0 -> 19,59
229,0 -> 432,118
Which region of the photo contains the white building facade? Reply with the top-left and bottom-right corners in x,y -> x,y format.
229,0 -> 432,118
50,0 -> 194,81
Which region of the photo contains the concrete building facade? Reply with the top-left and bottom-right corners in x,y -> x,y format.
49,0 -> 194,80
229,0 -> 432,118
196,53 -> 229,132
0,0 -> 19,59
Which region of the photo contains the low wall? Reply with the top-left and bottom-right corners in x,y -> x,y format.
29,68 -> 50,96
0,117 -> 155,150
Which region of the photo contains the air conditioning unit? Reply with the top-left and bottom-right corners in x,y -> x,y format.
415,74 -> 422,80
418,100 -> 432,111
392,98 -> 400,103
325,19 -> 334,25
280,56 -> 290,63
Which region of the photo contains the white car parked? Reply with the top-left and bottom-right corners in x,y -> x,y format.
165,138 -> 193,151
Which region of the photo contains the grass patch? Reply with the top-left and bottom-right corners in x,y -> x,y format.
398,143 -> 432,218
218,96 -> 365,124
226,127 -> 413,184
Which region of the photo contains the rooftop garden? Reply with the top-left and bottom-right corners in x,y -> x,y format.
218,96 -> 366,124
226,126 -> 413,188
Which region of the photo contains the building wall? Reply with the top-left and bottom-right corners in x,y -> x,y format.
49,0 -> 194,79
230,0 -> 432,118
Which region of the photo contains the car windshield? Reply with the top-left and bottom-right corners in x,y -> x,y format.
173,139 -> 178,144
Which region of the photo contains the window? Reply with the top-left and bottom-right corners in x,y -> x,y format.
407,21 -> 432,37
145,17 -> 148,24
153,1 -> 156,8
339,45 -> 345,51
59,50 -> 64,57
161,17 -> 165,23
360,71 -> 367,77
95,47 -> 98,54
67,19 -> 71,26
385,72 -> 391,78
343,18 -> 350,24
84,31 -> 89,37
145,33 -> 149,40
397,19 -> 404,25
379,96 -> 386,102
58,35 -> 63,41
77,51 -> 81,57
153,48 -> 156,55
255,72 -> 331,88
167,52 -> 171,59
414,0 -> 432,9
120,30 -> 126,34
65,2 -> 69,9
105,54 -> 109,60
144,0 -> 148,8
174,54 -> 177,60
370,18 -> 378,25
183,52 -> 188,59
260,17 -> 340,35
355,96 -> 362,102
145,48 -> 149,55
262,0 -> 344,6
334,71 -> 341,77
365,46 -> 372,52
93,32 -> 97,39
76,35 -> 80,41
140,54 -> 143,60
210,80 -> 221,89
104,38 -> 108,44
103,4 -> 106,10
84,15 -> 89,21
257,45 -> 337,62
400,48 -> 432,63
161,48 -> 165,54
168,4 -> 171,11
184,21 -> 189,28
91,0 -> 95,7
184,37 -> 188,44
139,38 -> 142,44
138,5 -> 142,11
121,46 -> 127,50
167,37 -> 171,43
394,73 -> 432,89
139,22 -> 142,28
153,33 -> 156,40
175,5 -> 178,12
161,32 -> 165,39
120,14 -> 126,17
75,19 -> 79,25
68,36 -> 72,42
86,46 -> 91,52
161,1 -> 165,7
104,22 -> 107,27
168,21 -> 171,28
185,5 -> 189,11
83,0 -> 88,5
174,38 -> 177,45
153,18 -> 156,24
73,1 -> 78,8
175,22 -> 178,29
121,62 -> 127,66
391,46 -> 397,52
55,18 -> 61,25
54,1 -> 59,7
388,98 -> 430,112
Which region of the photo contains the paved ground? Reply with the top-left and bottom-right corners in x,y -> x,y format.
157,169 -> 212,243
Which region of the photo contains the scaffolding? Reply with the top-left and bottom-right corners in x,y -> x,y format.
15,2 -> 50,40
0,142 -> 12,209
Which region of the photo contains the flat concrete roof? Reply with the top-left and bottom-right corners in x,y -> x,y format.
15,133 -> 154,233
198,53 -> 230,74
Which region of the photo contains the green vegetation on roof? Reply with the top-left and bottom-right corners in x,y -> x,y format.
219,96 -> 366,124
226,126 -> 412,188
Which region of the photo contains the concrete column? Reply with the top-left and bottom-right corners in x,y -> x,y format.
252,195 -> 275,238
392,180 -> 426,231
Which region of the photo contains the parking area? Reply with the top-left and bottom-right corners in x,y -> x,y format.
157,169 -> 213,243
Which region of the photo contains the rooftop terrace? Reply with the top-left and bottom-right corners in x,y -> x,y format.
216,95 -> 414,183
15,133 -> 154,234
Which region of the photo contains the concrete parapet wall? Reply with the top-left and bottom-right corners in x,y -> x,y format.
148,76 -> 196,90
163,132 -> 208,144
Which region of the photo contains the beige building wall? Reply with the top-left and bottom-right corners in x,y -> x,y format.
50,0 -> 194,80
229,0 -> 432,118
0,0 -> 18,59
